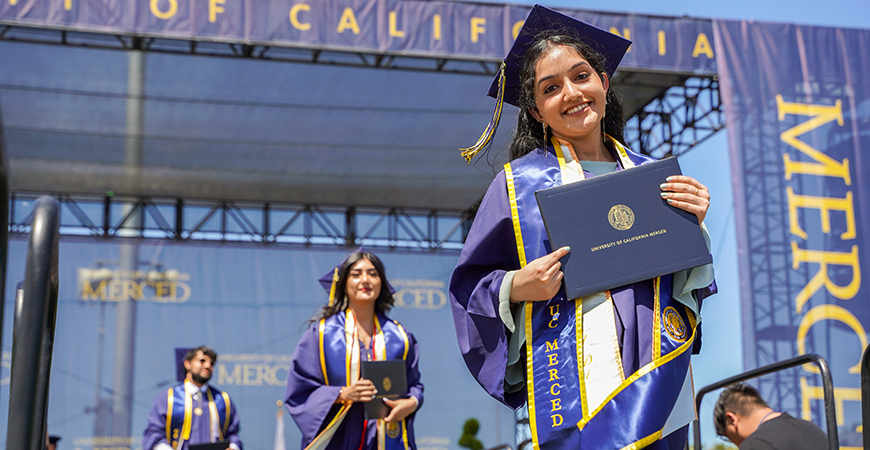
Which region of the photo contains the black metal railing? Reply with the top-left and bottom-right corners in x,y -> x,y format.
5,196 -> 60,450
861,345 -> 870,450
693,353 -> 838,450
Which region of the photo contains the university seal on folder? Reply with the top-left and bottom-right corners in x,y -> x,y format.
534,157 -> 712,299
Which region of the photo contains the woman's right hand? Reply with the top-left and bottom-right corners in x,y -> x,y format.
338,378 -> 377,403
509,247 -> 570,303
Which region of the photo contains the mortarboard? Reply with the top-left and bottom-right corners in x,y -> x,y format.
175,347 -> 193,382
48,435 -> 61,445
318,252 -> 396,307
460,4 -> 632,162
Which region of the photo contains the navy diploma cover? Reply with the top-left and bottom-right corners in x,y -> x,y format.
361,359 -> 408,420
535,157 -> 712,299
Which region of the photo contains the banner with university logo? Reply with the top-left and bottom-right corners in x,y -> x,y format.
0,0 -> 718,75
713,20 -> 870,448
0,239 -> 511,450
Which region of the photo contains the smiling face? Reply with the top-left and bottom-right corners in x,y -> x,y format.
184,350 -> 214,386
530,44 -> 609,146
344,257 -> 382,307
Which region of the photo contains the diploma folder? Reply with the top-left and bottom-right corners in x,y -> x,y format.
361,359 -> 407,420
534,157 -> 712,299
189,442 -> 230,450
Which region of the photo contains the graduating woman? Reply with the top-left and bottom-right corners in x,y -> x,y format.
286,252 -> 423,450
450,6 -> 716,450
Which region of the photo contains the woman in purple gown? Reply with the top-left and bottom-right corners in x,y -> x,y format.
285,252 -> 423,450
449,6 -> 716,450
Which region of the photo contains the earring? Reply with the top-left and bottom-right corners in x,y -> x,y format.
542,122 -> 548,145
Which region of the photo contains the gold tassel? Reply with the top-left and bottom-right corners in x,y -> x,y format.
459,63 -> 506,162
327,267 -> 339,307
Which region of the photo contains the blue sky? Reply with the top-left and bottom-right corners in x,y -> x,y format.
481,0 -> 869,446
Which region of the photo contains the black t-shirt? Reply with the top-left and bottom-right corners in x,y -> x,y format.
740,412 -> 828,450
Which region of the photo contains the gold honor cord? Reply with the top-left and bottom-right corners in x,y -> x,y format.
165,389 -> 174,445
327,268 -> 339,307
460,63 -> 506,162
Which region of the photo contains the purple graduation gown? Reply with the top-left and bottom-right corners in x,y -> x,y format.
285,311 -> 424,450
450,143 -> 716,450
143,383 -> 242,450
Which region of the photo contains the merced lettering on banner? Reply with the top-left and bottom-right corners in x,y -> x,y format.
778,95 -> 865,447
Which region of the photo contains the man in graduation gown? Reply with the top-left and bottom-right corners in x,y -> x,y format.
143,346 -> 242,450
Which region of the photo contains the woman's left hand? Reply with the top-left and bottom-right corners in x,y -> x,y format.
382,397 -> 418,423
660,175 -> 710,224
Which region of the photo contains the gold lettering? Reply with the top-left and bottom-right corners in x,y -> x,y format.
170,281 -> 191,302
797,304 -> 867,374
470,17 -> 486,43
153,281 -> 170,299
389,11 -> 405,38
550,383 -> 561,396
149,0 -> 178,20
81,280 -> 108,300
512,20 -> 523,40
208,0 -> 224,23
608,27 -> 631,52
787,188 -> 856,240
433,14 -> 441,40
551,398 -> 562,411
801,377 -> 861,425
657,30 -> 666,55
777,96 -> 849,184
217,364 -> 241,385
551,414 -> 563,427
545,339 -> 559,352
547,353 -> 558,366
337,8 -> 360,35
548,368 -> 560,381
64,0 -> 72,10
289,4 -> 311,30
548,304 -> 559,328
791,243 -> 860,312
242,364 -> 257,385
692,33 -> 714,58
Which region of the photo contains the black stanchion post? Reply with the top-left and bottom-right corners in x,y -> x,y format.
5,196 -> 60,450
861,345 -> 870,450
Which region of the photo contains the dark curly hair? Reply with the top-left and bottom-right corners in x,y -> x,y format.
508,31 -> 626,161
184,346 -> 217,365
713,384 -> 770,436
317,251 -> 395,320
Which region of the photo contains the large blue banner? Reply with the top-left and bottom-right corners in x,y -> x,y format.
0,0 -> 717,74
0,238 -> 515,450
714,20 -> 870,448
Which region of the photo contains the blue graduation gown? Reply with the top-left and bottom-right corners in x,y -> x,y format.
285,311 -> 424,450
142,382 -> 242,450
449,142 -> 716,450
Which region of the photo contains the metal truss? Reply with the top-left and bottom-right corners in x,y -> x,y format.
736,95 -> 818,420
624,76 -> 725,158
0,23 -> 726,157
9,192 -> 471,252
0,24 -> 502,76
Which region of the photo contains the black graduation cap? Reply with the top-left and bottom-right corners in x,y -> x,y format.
317,251 -> 396,307
48,435 -> 61,445
460,4 -> 632,161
